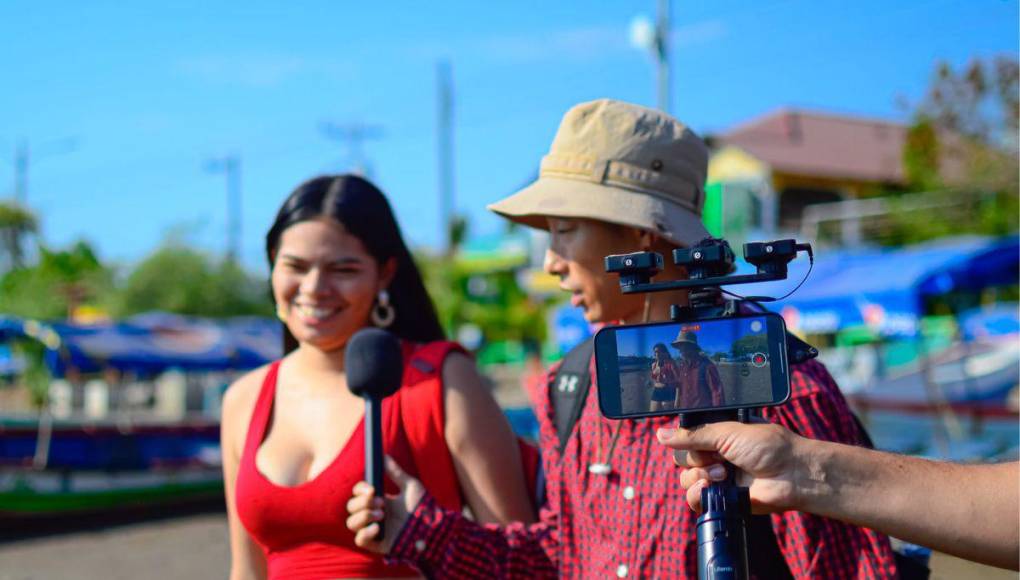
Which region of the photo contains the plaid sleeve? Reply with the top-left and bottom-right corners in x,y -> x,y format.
386,492 -> 559,579
386,364 -> 563,579
761,360 -> 899,579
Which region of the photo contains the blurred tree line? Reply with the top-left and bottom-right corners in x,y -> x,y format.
416,219 -> 550,361
0,212 -> 273,321
0,206 -> 549,362
887,55 -> 1019,244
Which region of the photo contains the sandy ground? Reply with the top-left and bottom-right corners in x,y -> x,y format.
0,510 -> 229,580
1,508 -> 1015,580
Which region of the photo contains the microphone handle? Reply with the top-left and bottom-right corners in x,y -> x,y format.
365,395 -> 385,539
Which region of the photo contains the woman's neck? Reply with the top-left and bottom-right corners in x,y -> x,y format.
291,342 -> 347,375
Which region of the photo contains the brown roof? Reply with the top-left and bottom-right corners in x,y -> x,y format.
718,108 -> 907,184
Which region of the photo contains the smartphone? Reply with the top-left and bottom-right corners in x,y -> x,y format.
595,312 -> 791,419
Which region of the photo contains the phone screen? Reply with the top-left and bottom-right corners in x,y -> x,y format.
595,313 -> 791,419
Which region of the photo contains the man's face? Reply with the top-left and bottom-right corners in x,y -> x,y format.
678,343 -> 699,359
544,217 -> 646,323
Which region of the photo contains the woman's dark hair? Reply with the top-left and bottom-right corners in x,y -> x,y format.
266,174 -> 445,353
653,343 -> 669,355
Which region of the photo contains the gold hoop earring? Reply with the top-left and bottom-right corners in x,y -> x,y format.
371,289 -> 396,328
275,303 -> 288,322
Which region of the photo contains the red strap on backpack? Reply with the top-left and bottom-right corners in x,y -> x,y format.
398,341 -> 466,512
398,341 -> 541,513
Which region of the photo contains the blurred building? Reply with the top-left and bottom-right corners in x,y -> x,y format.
706,108 -> 914,246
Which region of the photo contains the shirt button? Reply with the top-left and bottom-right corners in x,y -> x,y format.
616,564 -> 629,577
622,486 -> 636,500
414,540 -> 426,552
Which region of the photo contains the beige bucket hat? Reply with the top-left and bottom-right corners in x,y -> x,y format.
671,330 -> 701,349
488,98 -> 710,247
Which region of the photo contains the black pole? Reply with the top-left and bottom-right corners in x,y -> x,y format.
365,394 -> 385,538
696,479 -> 750,580
680,409 -> 751,580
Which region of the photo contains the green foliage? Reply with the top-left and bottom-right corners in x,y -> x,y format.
417,248 -> 549,354
0,202 -> 39,270
887,56 -> 1019,244
730,333 -> 768,358
113,245 -> 272,318
1,235 -> 272,321
902,117 -> 941,191
0,241 -> 114,319
16,340 -> 52,408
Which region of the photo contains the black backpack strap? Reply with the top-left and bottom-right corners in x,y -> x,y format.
550,337 -> 595,452
785,331 -> 819,364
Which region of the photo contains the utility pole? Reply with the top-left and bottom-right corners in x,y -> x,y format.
11,137 -> 77,205
437,59 -> 455,254
320,122 -> 384,177
205,155 -> 242,264
655,0 -> 672,113
13,139 -> 28,204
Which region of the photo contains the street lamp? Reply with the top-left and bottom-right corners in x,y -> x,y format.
629,0 -> 672,113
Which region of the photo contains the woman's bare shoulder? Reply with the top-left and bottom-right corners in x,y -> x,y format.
222,363 -> 275,424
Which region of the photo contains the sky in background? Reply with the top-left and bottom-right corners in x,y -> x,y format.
1,0 -> 1017,274
616,317 -> 766,358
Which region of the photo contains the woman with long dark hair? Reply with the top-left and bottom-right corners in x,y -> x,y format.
220,175 -> 535,579
649,342 -> 680,412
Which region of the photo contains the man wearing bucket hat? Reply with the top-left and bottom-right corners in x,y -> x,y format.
670,330 -> 725,409
347,99 -> 899,578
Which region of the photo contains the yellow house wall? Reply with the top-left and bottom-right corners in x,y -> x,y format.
707,146 -> 769,183
770,172 -> 882,199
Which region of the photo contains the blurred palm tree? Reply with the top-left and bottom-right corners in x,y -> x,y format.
0,201 -> 38,271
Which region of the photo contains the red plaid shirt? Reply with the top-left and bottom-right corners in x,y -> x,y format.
388,356 -> 898,579
675,354 -> 725,408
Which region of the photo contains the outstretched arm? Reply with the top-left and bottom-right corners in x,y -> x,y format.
657,421 -> 1020,570
441,352 -> 536,525
346,458 -> 559,579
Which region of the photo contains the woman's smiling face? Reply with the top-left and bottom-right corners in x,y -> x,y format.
271,217 -> 392,353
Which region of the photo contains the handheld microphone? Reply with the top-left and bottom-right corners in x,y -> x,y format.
346,328 -> 404,539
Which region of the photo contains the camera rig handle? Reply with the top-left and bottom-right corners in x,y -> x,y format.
680,409 -> 752,580
604,237 -> 815,580
670,288 -> 756,580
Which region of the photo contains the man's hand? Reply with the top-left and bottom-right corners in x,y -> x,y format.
345,456 -> 427,553
656,422 -> 806,514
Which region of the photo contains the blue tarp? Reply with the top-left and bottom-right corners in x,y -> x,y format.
0,313 -> 282,376
738,235 -> 1019,336
52,313 -> 282,375
0,316 -> 35,343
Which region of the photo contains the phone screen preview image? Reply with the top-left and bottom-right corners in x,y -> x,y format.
596,314 -> 790,418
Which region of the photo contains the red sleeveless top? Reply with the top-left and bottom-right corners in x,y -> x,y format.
234,341 -> 465,579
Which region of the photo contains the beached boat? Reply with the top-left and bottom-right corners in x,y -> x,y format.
0,415 -> 221,517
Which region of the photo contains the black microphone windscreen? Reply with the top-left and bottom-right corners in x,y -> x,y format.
345,328 -> 403,399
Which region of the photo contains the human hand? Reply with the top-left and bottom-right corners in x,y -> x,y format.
656,421 -> 805,515
345,456 -> 426,553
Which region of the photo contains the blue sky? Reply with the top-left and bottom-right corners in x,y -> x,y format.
1,0 -> 1017,274
616,317 -> 766,358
